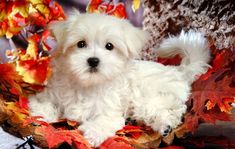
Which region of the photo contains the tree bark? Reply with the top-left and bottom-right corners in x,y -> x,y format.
142,0 -> 235,60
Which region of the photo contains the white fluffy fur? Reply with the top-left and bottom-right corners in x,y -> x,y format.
29,12 -> 210,147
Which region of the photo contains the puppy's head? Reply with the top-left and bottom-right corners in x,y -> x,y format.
50,11 -> 148,87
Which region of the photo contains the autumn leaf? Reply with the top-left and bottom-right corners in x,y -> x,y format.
109,3 -> 127,19
17,57 -> 51,85
206,97 -> 234,113
35,125 -> 91,149
24,34 -> 41,60
191,48 -> 235,111
87,0 -> 127,19
177,48 -> 235,134
16,96 -> 29,110
6,31 -> 53,85
117,125 -> 143,139
0,63 -> 23,94
115,124 -> 162,148
132,0 -> 141,12
157,55 -> 182,66
48,2 -> 65,21
23,116 -> 49,127
5,102 -> 28,122
155,45 -> 235,146
0,0 -> 65,38
86,0 -> 103,13
0,1 -> 29,38
15,34 -> 52,85
100,136 -> 134,149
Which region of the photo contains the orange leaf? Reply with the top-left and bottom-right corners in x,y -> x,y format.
87,0 -> 127,19
16,57 -> 51,85
108,3 -> 127,19
35,125 -> 91,149
0,0 -> 65,37
5,102 -> 29,122
23,116 -> 49,127
217,98 -> 235,113
100,136 -> 134,149
117,125 -> 143,139
182,47 -> 235,133
25,34 -> 41,60
86,0 -> 103,13
205,100 -> 215,110
0,63 -> 22,93
16,96 -> 29,110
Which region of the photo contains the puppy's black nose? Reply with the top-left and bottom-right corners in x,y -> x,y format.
87,57 -> 100,68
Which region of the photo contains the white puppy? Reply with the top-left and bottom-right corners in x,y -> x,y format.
29,11 -> 210,147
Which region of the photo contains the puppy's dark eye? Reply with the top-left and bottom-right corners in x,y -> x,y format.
105,42 -> 114,51
77,40 -> 87,48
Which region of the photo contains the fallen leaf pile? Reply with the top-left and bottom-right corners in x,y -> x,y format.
0,0 -> 234,149
0,0 -> 65,38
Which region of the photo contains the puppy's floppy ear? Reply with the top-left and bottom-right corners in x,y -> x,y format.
48,9 -> 80,53
124,23 -> 149,58
49,20 -> 67,52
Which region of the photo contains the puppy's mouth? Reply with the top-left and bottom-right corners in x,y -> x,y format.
89,67 -> 98,73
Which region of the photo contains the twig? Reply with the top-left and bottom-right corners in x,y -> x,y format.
16,137 -> 35,149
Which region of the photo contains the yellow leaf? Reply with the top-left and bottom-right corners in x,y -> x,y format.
0,10 -> 7,20
205,100 -> 215,110
16,57 -> 51,85
5,102 -> 28,122
25,35 -> 40,60
12,2 -> 30,18
29,0 -> 43,5
132,0 -> 141,12
35,4 -> 50,19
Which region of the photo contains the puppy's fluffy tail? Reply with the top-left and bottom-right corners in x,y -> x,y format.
156,30 -> 211,83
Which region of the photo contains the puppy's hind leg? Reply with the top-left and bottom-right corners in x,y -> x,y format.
79,114 -> 125,147
150,107 -> 186,137
133,95 -> 187,137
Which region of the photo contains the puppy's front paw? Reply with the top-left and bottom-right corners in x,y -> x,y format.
83,129 -> 104,147
29,98 -> 60,123
79,124 -> 110,147
160,125 -> 172,137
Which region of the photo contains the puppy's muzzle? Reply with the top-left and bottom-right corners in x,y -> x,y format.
87,57 -> 100,68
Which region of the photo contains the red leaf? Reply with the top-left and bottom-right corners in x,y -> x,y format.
183,47 -> 235,132
86,0 -> 103,12
48,2 -> 66,21
30,12 -> 47,26
117,125 -> 143,139
35,125 -> 91,149
0,0 -> 65,37
157,55 -> 182,66
87,0 -> 127,19
23,116 -> 49,127
100,136 -> 134,149
17,57 -> 51,85
16,96 -> 29,110
107,3 -> 127,19
0,63 -> 22,93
